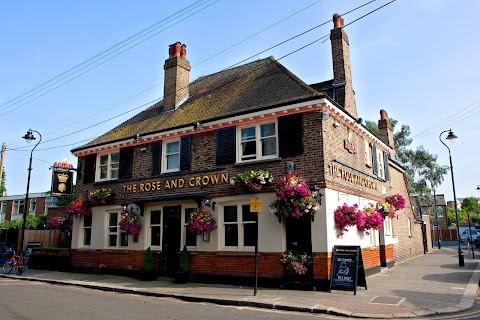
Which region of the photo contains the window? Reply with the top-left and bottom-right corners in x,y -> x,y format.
12,200 -> 24,215
237,121 -> 277,162
150,210 -> 162,247
376,149 -> 385,179
384,217 -> 393,235
97,152 -> 119,181
364,140 -> 371,167
107,212 -> 127,247
0,201 -> 6,214
184,208 -> 197,247
29,199 -> 36,213
83,215 -> 92,246
163,140 -> 180,172
408,218 -> 412,237
223,204 -> 257,249
46,197 -> 57,214
437,208 -> 444,217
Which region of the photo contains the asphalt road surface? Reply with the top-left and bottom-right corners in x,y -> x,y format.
0,278 -> 479,320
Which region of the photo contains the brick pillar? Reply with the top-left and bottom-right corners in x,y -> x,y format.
330,13 -> 357,118
163,42 -> 191,111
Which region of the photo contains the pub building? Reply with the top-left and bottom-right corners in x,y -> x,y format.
70,14 -> 425,290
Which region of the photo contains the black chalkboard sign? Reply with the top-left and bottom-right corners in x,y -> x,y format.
330,245 -> 367,295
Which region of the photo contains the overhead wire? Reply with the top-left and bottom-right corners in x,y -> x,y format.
9,0 -> 393,153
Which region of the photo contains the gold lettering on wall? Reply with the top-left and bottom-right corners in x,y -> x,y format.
123,173 -> 229,194
326,164 -> 379,191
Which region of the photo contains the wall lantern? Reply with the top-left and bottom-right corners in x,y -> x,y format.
121,196 -> 143,216
203,197 -> 216,211
309,185 -> 323,222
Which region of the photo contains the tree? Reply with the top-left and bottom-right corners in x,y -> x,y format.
55,185 -> 76,206
0,170 -> 6,196
461,197 -> 480,224
447,207 -> 468,226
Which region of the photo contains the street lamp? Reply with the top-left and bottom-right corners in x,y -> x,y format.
439,129 -> 464,266
19,129 -> 42,252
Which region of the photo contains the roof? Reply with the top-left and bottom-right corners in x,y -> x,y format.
72,57 -> 323,152
411,194 -> 447,207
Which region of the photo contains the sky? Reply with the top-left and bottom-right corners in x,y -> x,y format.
1,0 -> 479,202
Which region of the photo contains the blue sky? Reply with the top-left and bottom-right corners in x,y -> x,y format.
1,0 -> 479,201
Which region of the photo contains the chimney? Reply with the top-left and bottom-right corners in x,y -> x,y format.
330,13 -> 357,118
163,41 -> 191,111
378,109 -> 395,159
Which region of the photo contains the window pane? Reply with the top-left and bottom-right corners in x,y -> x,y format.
225,225 -> 238,246
241,141 -> 256,158
166,141 -> 180,153
110,153 -> 120,164
110,168 -> 119,179
99,155 -> 108,165
166,153 -> 180,170
260,123 -> 275,137
186,232 -> 197,247
185,208 -> 194,222
242,205 -> 256,221
109,235 -> 117,247
241,127 -> 255,141
84,229 -> 91,246
84,215 -> 92,227
100,165 -> 107,179
151,226 -> 161,246
120,232 -> 128,246
244,224 -> 256,247
109,213 -> 118,226
224,206 -> 237,222
151,210 -> 161,225
261,137 -> 276,156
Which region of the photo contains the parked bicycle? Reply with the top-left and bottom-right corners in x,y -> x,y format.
2,250 -> 27,275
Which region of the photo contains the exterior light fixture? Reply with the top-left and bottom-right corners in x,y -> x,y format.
204,197 -> 215,211
439,129 -> 464,267
309,185 -> 323,221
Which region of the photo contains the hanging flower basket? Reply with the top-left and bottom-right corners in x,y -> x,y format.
357,204 -> 383,235
280,250 -> 313,275
119,211 -> 142,236
334,203 -> 363,237
187,208 -> 217,236
89,188 -> 114,206
66,198 -> 92,217
385,194 -> 406,211
230,170 -> 273,193
48,213 -> 72,231
269,173 -> 316,219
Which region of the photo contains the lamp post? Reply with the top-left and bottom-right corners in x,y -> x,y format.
19,129 -> 42,252
439,129 -> 464,266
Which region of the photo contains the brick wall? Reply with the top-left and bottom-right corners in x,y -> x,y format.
72,249 -> 159,272
35,198 -> 46,217
5,200 -> 12,221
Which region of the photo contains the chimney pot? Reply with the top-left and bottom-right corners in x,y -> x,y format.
174,41 -> 181,57
380,109 -> 389,120
333,13 -> 344,28
180,44 -> 187,58
168,44 -> 175,58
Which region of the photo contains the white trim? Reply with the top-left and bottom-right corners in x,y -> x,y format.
96,151 -> 119,182
236,120 -> 278,163
162,139 -> 180,173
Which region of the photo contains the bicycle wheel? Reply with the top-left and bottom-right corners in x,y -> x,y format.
16,259 -> 26,275
3,260 -> 13,274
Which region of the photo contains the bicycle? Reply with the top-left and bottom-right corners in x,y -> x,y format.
2,251 -> 27,275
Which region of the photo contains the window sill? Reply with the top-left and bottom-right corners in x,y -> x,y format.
234,157 -> 282,166
217,250 -> 256,256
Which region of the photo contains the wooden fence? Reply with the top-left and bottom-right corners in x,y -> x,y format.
16,230 -> 67,252
431,229 -> 458,241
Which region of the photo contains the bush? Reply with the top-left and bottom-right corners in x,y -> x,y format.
180,246 -> 188,273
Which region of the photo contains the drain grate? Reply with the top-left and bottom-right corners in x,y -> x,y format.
369,296 -> 405,306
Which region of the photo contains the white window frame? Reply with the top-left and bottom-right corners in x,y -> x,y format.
437,207 -> 444,217
96,151 -> 120,181
364,140 -> 371,167
183,206 -> 197,250
376,149 -> 385,179
236,120 -> 278,163
408,218 -> 412,237
82,215 -> 92,247
384,217 -> 393,236
29,199 -> 36,213
0,201 -> 6,214
149,209 -> 162,249
222,203 -> 257,251
12,200 -> 24,215
106,211 -> 127,248
162,139 -> 180,173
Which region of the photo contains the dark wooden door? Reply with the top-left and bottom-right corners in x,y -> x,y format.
285,214 -> 313,285
162,205 -> 181,276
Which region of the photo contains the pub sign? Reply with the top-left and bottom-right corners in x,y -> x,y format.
51,169 -> 73,196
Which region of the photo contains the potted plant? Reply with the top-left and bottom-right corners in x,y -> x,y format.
140,247 -> 157,281
186,208 -> 217,236
88,188 -> 114,206
175,246 -> 190,284
65,198 -> 92,217
357,204 -> 383,235
333,203 -> 363,237
230,170 -> 273,193
280,250 -> 313,275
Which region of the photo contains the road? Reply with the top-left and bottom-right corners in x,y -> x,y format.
0,278 -> 479,320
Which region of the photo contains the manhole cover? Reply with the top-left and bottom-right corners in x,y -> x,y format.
369,296 -> 405,305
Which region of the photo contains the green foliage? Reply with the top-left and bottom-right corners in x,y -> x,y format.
446,207 -> 468,226
0,215 -> 42,230
143,247 -> 154,272
0,170 -> 6,196
55,185 -> 76,206
461,197 -> 480,214
180,245 -> 189,273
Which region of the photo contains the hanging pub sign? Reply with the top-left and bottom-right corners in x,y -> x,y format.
50,160 -> 75,196
329,245 -> 367,295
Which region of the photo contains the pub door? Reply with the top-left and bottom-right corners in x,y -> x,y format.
162,205 -> 182,276
285,214 -> 313,284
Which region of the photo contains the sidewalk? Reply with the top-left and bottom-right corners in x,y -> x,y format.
1,248 -> 479,319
